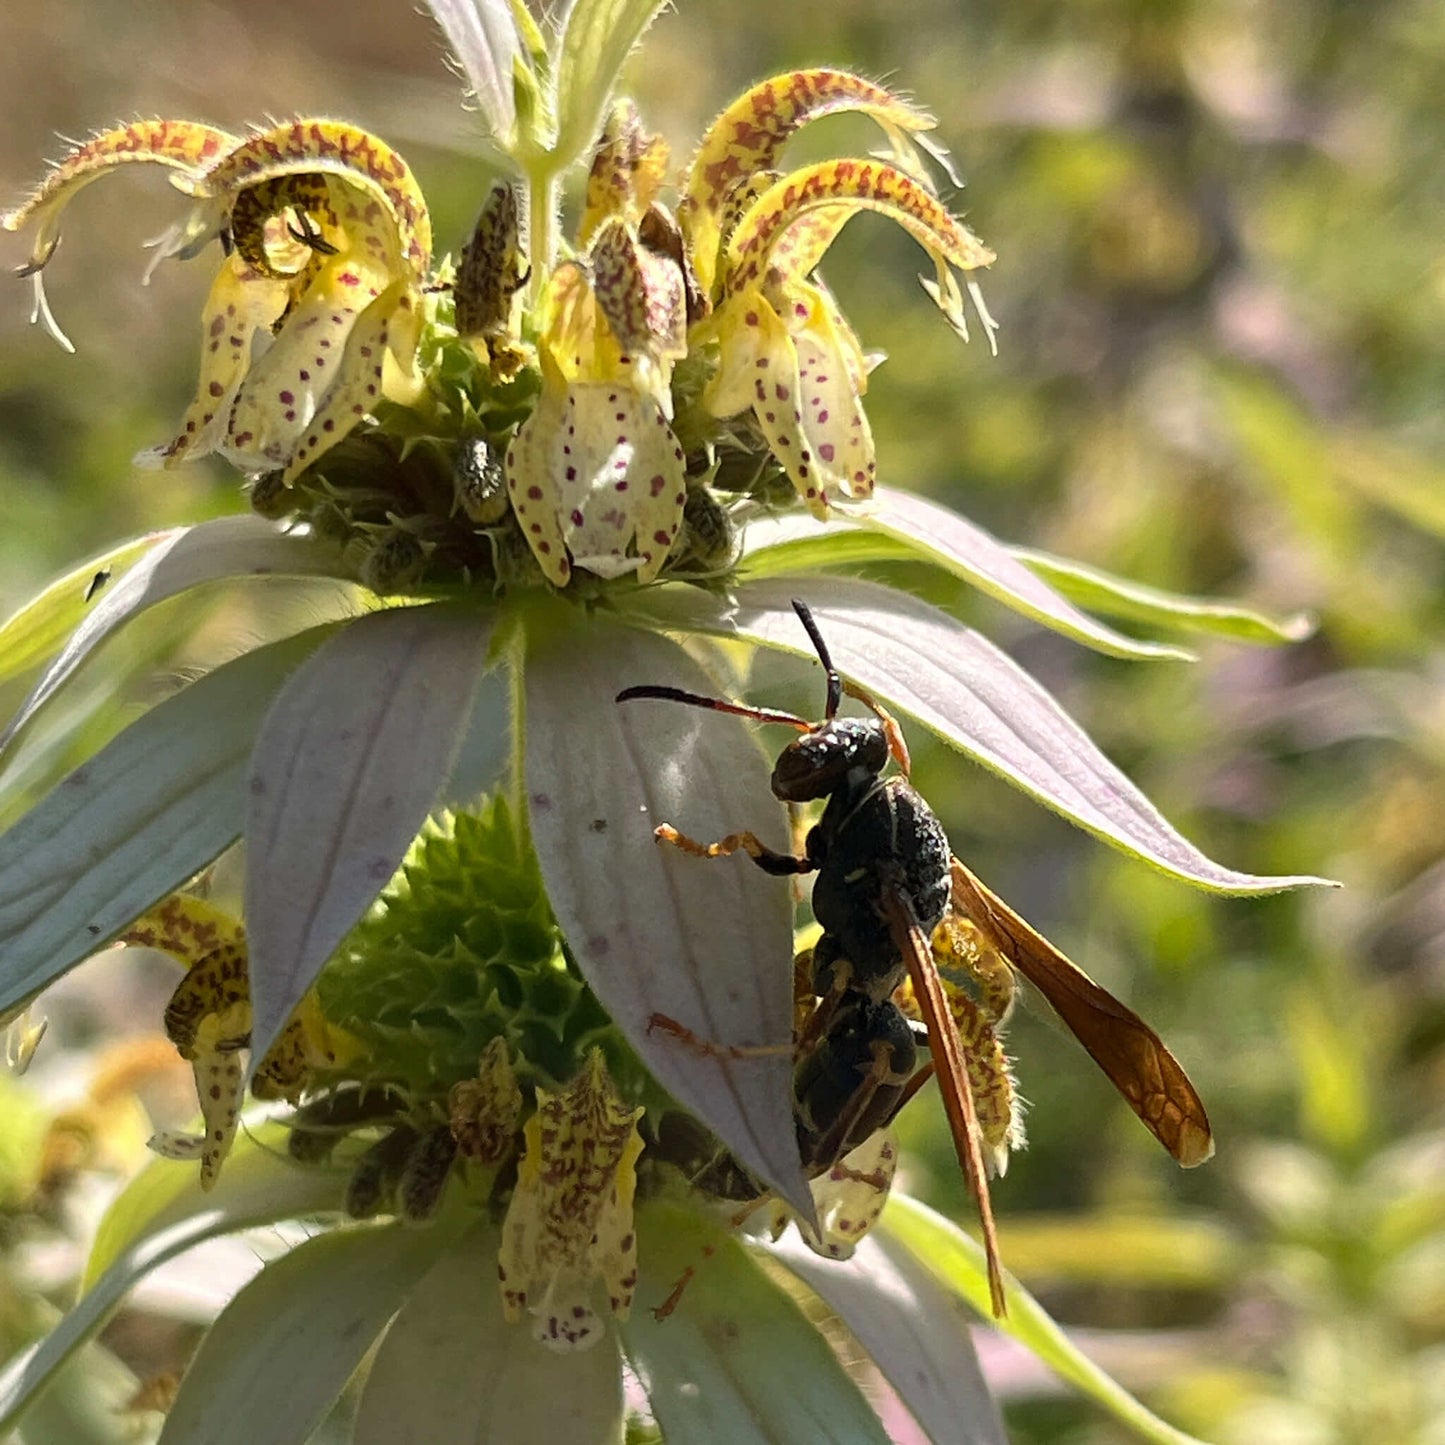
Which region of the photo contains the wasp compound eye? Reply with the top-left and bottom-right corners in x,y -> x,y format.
770,717 -> 890,802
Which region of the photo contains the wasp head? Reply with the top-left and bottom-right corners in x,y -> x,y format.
771,716 -> 889,802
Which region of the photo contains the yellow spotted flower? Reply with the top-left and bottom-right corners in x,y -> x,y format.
680,70 -> 998,518
497,1048 -> 644,1349
2,117 -> 430,484
120,891 -> 357,1189
505,102 -> 691,584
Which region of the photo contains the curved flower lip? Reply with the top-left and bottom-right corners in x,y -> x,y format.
682,68 -> 946,298
679,71 -> 997,519
4,118 -> 432,484
1,119 -> 237,351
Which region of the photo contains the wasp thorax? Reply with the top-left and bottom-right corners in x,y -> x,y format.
770,717 -> 889,802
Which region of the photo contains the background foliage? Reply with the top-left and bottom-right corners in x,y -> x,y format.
1,2 -> 1442,1441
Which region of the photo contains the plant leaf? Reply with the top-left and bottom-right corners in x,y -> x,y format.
618,576 -> 1333,894
0,1123 -> 339,1439
84,1121 -> 335,1287
355,1227 -> 626,1445
0,533 -> 166,690
620,1203 -> 891,1444
245,604 -> 491,1067
158,1223 -> 451,1445
740,489 -> 1193,661
882,1196 -> 1212,1445
1013,548 -> 1315,646
523,611 -> 809,1218
423,0 -> 521,143
552,0 -> 671,172
0,516 -> 347,760
765,1229 -> 1007,1445
0,627 -> 335,1019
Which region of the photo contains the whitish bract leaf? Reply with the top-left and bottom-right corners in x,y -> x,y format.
621,1203 -> 891,1444
0,516 -> 346,760
1014,547 -> 1316,646
766,1229 -> 1007,1445
523,613 -> 809,1218
355,1228 -> 626,1444
622,576 -> 1333,893
0,1124 -> 339,1438
0,533 -> 164,690
740,487 -> 1192,661
245,605 -> 491,1067
552,0 -> 671,172
159,1224 -> 449,1445
883,1196 -> 1211,1445
424,0 -> 521,143
0,627 -> 334,1019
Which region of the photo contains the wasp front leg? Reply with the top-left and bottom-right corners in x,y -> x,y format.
654,823 -> 814,878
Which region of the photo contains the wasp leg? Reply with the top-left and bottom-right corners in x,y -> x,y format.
654,823 -> 813,877
646,1012 -> 792,1060
842,681 -> 912,777
651,1197 -> 769,1321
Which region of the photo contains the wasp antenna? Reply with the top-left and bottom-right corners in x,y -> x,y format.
616,685 -> 812,733
790,599 -> 842,720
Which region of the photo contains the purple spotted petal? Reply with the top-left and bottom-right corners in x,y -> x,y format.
523,615 -> 810,1218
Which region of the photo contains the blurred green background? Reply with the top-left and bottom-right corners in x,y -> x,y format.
1,3 -> 1443,1442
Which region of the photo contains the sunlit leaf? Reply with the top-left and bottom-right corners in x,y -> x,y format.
245,604 -> 491,1068
991,1214 -> 1239,1289
423,0 -> 521,143
739,490 -> 1193,661
765,1229 -> 1007,1445
0,517 -> 348,760
882,1196 -> 1210,1445
0,627 -> 335,1019
618,576 -> 1333,893
159,1223 -> 451,1445
1,1124 -> 339,1439
0,533 -> 165,690
552,0 -> 671,172
1012,548 -> 1314,646
622,1203 -> 891,1443
523,609 -> 809,1218
85,1121 -> 335,1287
355,1227 -> 626,1445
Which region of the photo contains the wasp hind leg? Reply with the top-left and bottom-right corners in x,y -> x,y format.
654,823 -> 813,877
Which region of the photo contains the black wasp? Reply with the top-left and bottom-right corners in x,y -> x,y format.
618,597 -> 1010,1315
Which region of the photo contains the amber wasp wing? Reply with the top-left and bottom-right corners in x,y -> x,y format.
881,889 -> 1009,1318
948,857 -> 1214,1169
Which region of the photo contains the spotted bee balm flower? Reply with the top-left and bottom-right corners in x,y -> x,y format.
0,2 -> 1325,1442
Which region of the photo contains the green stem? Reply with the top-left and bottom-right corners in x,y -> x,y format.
527,166 -> 559,309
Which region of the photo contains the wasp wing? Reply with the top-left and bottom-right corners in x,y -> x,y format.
882,889 -> 1008,1318
950,859 -> 1214,1168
